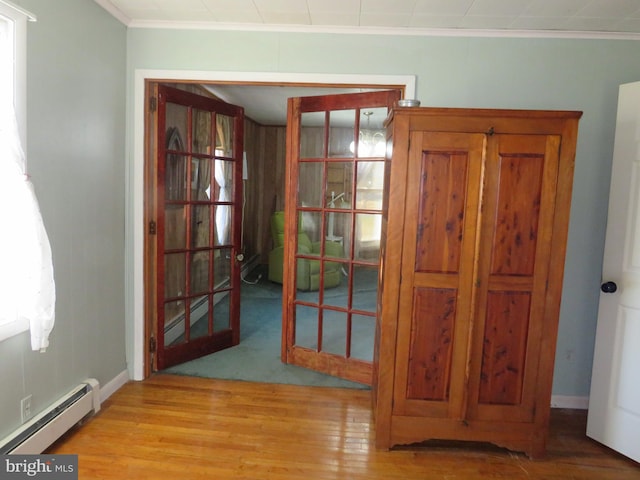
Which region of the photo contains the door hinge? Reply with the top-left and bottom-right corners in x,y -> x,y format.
149,336 -> 157,353
149,220 -> 157,235
149,96 -> 157,112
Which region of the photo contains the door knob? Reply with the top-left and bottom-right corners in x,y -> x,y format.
236,253 -> 245,262
601,281 -> 617,293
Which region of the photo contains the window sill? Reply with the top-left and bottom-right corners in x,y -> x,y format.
0,319 -> 28,343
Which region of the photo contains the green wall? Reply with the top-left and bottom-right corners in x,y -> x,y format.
0,0 -> 126,439
127,27 -> 640,398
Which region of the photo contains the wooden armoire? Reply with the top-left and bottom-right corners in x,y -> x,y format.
373,107 -> 582,458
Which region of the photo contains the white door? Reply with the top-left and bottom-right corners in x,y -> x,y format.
586,81 -> 640,462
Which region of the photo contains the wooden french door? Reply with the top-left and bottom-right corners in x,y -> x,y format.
151,84 -> 244,370
282,90 -> 401,385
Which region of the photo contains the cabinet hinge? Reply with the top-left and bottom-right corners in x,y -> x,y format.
149,96 -> 157,112
149,220 -> 157,235
149,336 -> 157,353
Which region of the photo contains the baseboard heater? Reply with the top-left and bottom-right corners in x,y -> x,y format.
0,379 -> 100,454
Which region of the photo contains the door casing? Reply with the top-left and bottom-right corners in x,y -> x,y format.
135,71 -> 416,380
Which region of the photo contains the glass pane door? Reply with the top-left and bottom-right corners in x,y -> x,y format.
283,90 -> 401,385
156,85 -> 244,370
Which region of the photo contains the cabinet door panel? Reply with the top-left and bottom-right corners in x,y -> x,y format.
479,291 -> 531,405
407,287 -> 457,401
469,134 -> 560,423
393,132 -> 484,418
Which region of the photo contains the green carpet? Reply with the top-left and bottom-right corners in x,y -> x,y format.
163,267 -> 372,390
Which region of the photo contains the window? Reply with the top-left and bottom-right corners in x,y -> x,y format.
0,1 -> 55,351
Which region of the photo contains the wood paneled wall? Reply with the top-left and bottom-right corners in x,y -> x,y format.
242,119 -> 286,265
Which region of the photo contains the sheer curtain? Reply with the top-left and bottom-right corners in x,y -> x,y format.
214,116 -> 232,245
0,96 -> 55,351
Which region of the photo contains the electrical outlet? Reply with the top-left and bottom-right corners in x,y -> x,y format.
21,395 -> 32,423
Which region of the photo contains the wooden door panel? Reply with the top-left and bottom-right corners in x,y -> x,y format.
415,150 -> 469,273
393,132 -> 485,417
479,291 -> 531,405
469,134 -> 560,423
406,287 -> 457,401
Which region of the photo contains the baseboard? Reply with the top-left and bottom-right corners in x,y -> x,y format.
241,254 -> 260,280
551,395 -> 589,410
100,369 -> 129,404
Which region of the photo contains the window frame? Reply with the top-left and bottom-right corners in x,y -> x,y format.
0,1 -> 32,342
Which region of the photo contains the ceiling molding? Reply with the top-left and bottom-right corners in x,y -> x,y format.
94,0 -> 131,26
117,19 -> 640,41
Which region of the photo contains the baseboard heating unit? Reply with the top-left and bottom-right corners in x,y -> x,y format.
0,379 -> 100,454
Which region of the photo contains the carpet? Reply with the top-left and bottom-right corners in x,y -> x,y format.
163,267 -> 372,390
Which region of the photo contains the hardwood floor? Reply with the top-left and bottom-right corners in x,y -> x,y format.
47,374 -> 639,479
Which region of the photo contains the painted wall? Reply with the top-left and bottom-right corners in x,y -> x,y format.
127,28 -> 640,399
0,0 -> 126,439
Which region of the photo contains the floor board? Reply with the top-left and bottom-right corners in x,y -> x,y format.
47,375 -> 639,479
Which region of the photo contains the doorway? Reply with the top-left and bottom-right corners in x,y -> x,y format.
133,71 -> 417,381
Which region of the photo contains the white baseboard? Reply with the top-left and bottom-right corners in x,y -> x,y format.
100,369 -> 129,404
551,395 -> 589,410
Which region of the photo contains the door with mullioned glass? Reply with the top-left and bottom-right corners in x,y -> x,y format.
282,90 -> 401,385
153,85 -> 244,370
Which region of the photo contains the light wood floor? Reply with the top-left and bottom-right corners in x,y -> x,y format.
47,374 -> 639,479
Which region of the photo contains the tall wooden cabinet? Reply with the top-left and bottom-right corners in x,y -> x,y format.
373,108 -> 581,458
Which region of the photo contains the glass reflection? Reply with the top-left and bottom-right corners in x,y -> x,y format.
350,314 -> 375,361
190,251 -> 209,294
214,205 -> 231,245
214,248 -> 232,287
192,205 -> 210,248
325,211 -> 351,248
213,292 -> 230,332
192,158 -> 212,200
165,206 -> 186,250
355,213 -> 381,261
192,109 -> 212,154
190,295 -> 210,340
300,111 -> 325,158
164,252 -> 185,299
356,161 -> 384,210
329,110 -> 355,158
215,115 -> 234,157
325,162 -> 353,209
322,309 -> 347,356
351,264 -> 378,314
295,304 -> 318,350
165,153 -> 187,201
356,108 -> 387,158
298,162 -> 323,208
164,299 -> 185,347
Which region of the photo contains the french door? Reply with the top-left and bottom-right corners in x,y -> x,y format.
282,90 -> 401,385
150,84 -> 244,370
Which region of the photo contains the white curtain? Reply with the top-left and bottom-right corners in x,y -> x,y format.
214,159 -> 231,244
0,100 -> 56,351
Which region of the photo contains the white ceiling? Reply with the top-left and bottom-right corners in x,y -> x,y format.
97,0 -> 640,125
97,0 -> 640,36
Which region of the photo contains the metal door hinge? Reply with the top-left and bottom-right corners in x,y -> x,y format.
149,337 -> 157,353
149,96 -> 157,112
149,220 -> 157,235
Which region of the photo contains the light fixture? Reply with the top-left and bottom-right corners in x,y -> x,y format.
349,111 -> 386,157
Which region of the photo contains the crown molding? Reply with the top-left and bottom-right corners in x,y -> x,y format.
122,19 -> 640,41
94,0 -> 131,26
0,0 -> 36,21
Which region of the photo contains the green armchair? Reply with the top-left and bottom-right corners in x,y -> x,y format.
268,211 -> 344,291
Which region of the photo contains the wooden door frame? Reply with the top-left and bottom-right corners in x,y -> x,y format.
134,70 -> 417,381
